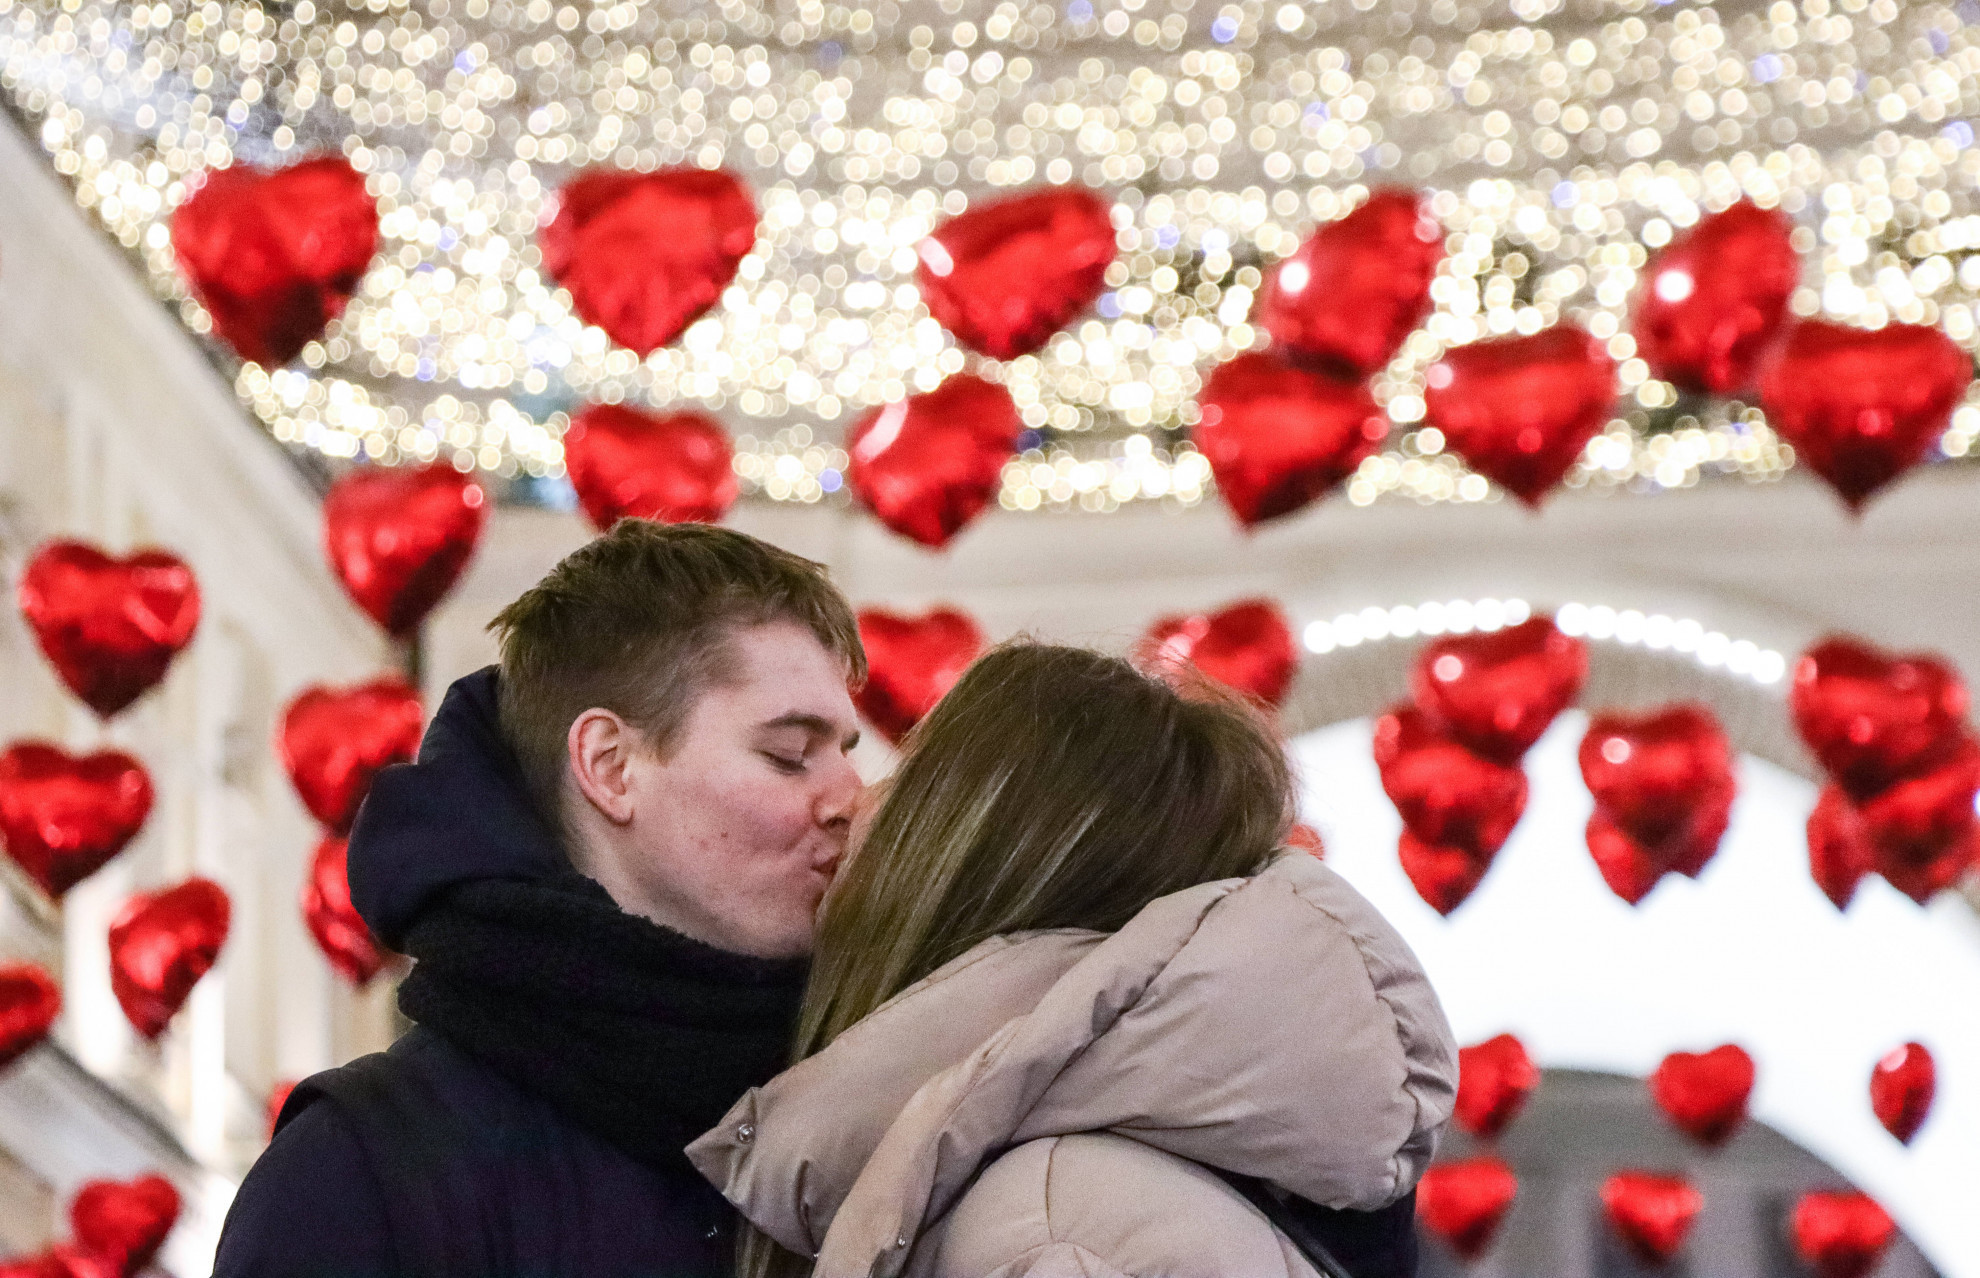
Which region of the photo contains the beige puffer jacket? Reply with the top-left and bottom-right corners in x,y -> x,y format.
688,853 -> 1457,1278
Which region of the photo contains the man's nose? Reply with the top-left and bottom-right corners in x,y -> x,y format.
815,754 -> 863,829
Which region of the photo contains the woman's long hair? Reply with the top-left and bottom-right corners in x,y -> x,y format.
744,641 -> 1293,1278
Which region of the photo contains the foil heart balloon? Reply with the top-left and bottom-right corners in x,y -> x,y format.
854,607 -> 987,744
563,404 -> 737,532
278,678 -> 424,835
108,878 -> 231,1040
1807,784 -> 1877,911
1650,1044 -> 1755,1148
1599,1171 -> 1703,1266
323,464 -> 488,636
1194,352 -> 1387,527
1870,1041 -> 1935,1144
1791,1190 -> 1896,1278
1287,822 -> 1325,858
539,168 -> 757,356
1257,188 -> 1443,377
1454,1033 -> 1539,1140
1580,704 -> 1736,902
1424,326 -> 1616,508
170,156 -> 379,367
18,541 -> 202,718
1586,808 -> 1730,905
916,187 -> 1117,360
847,375 -> 1021,548
1632,201 -> 1799,395
0,963 -> 60,1070
1373,706 -> 1528,854
0,744 -> 154,898
1856,737 -> 1980,904
1140,599 -> 1299,708
0,1249 -> 118,1278
266,1079 -> 298,1140
1760,321 -> 1972,510
1416,1158 -> 1518,1262
302,836 -> 387,987
70,1174 -> 180,1276
1791,637 -> 1971,800
1411,616 -> 1588,765
1398,831 -> 1497,916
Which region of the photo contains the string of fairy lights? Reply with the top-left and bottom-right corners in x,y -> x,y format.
3,0 -> 1979,511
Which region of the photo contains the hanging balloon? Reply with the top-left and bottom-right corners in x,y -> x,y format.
278,678 -> 425,835
1410,616 -> 1588,765
1256,188 -> 1444,377
1452,1033 -> 1539,1140
1415,1158 -> 1518,1263
1139,598 -> 1298,708
265,1080 -> 298,1141
1373,706 -> 1528,857
1632,201 -> 1800,396
0,1246 -> 116,1278
1790,636 -> 1970,800
69,1175 -> 180,1278
1578,704 -> 1735,902
853,607 -> 987,744
0,744 -> 154,899
1649,1044 -> 1755,1149
1759,321 -> 1972,511
1286,822 -> 1325,858
302,837 -> 387,987
1790,1191 -> 1896,1278
916,187 -> 1118,359
1806,784 -> 1876,911
0,963 -> 60,1070
1397,830 -> 1499,917
539,168 -> 758,356
170,156 -> 379,367
323,464 -> 488,637
107,878 -> 231,1040
1423,325 -> 1616,508
18,541 -> 201,719
1854,738 -> 1980,904
563,403 -> 737,532
1599,1172 -> 1703,1267
1869,1041 -> 1935,1145
846,374 -> 1022,548
1193,352 -> 1387,527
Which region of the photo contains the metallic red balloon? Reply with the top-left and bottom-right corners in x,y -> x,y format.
279,678 -> 424,835
171,156 -> 379,367
1856,736 -> 1980,904
1579,703 -> 1736,900
916,187 -> 1117,359
323,464 -> 488,636
1398,830 -> 1498,916
1760,321 -> 1972,510
1790,637 -> 1970,801
70,1174 -> 180,1277
1633,201 -> 1800,395
854,608 -> 987,744
107,878 -> 230,1040
0,1248 -> 118,1278
1411,616 -> 1588,765
564,403 -> 737,532
265,1079 -> 298,1140
1870,1041 -> 1935,1144
0,963 -> 60,1070
1424,326 -> 1616,508
1453,1033 -> 1539,1140
0,744 -> 153,898
1791,1190 -> 1896,1278
1257,189 -> 1444,377
1194,352 -> 1387,527
1140,598 -> 1298,709
1416,1158 -> 1518,1262
1374,705 -> 1528,855
1807,784 -> 1877,911
847,374 -> 1021,548
540,168 -> 757,356
1650,1044 -> 1755,1148
1599,1172 -> 1703,1266
302,836 -> 387,987
18,541 -> 201,719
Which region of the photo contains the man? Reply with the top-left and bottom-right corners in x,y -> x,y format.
213,520 -> 866,1277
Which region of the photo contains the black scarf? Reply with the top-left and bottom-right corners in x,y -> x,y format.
397,870 -> 807,1179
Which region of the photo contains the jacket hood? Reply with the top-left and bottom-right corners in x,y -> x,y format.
348,665 -> 566,950
688,853 -> 1457,1277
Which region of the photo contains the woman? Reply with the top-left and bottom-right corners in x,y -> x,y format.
690,643 -> 1456,1278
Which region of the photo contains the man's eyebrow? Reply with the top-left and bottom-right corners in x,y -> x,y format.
759,712 -> 861,750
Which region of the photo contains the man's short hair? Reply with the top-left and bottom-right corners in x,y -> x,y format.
488,520 -> 866,823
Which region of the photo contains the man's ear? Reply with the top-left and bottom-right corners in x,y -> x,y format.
568,708 -> 641,825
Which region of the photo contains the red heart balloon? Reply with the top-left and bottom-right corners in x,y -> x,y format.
0,744 -> 153,898
278,678 -> 424,835
1424,326 -> 1616,508
0,1249 -> 118,1278
18,541 -> 201,719
1856,737 -> 1980,904
1633,202 -> 1800,396
1650,1044 -> 1755,1148
1454,1033 -> 1539,1140
540,168 -> 757,356
171,156 -> 379,367
70,1174 -> 180,1277
1416,1157 -> 1518,1262
1141,599 -> 1299,708
0,963 -> 60,1070
323,464 -> 488,636
1398,831 -> 1497,916
265,1079 -> 298,1140
1807,784 -> 1877,911
1194,352 -> 1387,527
1600,1171 -> 1703,1266
1257,189 -> 1444,377
1792,637 -> 1970,801
302,836 -> 387,987
564,404 -> 737,532
1791,1190 -> 1896,1278
1411,616 -> 1588,765
1373,706 -> 1528,855
1580,705 -> 1736,854
1870,1041 -> 1935,1145
107,878 -> 230,1040
916,187 -> 1117,360
847,375 -> 1021,548
1588,808 -> 1730,905
1287,822 -> 1325,858
1760,321 -> 1972,510
853,608 -> 987,744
